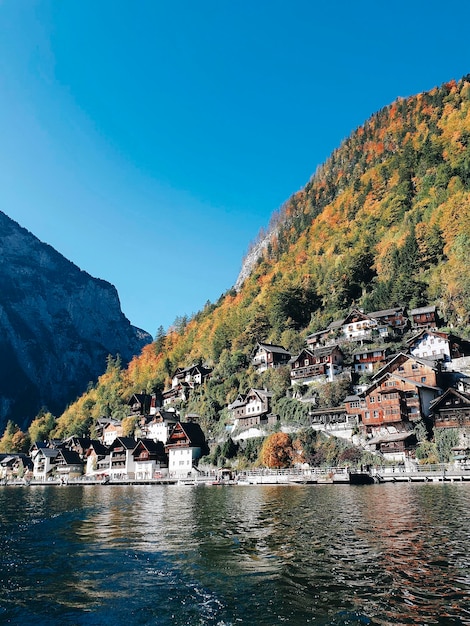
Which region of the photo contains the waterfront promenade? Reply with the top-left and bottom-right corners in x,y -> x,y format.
3,463 -> 470,487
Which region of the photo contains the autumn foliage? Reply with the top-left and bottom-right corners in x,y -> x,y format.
18,74 -> 470,443
260,432 -> 293,468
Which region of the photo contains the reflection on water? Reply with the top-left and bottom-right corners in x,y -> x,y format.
1,483 -> 470,625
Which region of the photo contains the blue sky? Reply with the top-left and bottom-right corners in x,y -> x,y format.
1,1 -> 470,336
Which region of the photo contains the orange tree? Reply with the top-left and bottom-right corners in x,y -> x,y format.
260,432 -> 293,469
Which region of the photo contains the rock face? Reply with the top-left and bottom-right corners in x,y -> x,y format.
0,210 -> 152,432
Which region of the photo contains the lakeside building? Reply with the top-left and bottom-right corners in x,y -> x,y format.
252,342 -> 291,373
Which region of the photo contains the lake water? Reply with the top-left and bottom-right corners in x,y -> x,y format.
1,483 -> 470,625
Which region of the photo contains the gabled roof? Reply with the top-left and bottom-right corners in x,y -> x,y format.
290,347 -> 315,362
366,371 -> 440,395
368,306 -> 405,318
372,352 -> 439,380
167,422 -> 206,448
128,393 -> 151,404
254,342 -> 291,356
37,448 -> 60,459
57,449 -> 83,465
228,394 -> 246,410
109,437 -> 138,450
313,345 -> 343,358
406,329 -> 449,345
132,438 -> 165,454
409,305 -> 437,315
429,387 -> 470,411
247,388 -> 273,401
367,431 -> 416,445
86,441 -> 109,456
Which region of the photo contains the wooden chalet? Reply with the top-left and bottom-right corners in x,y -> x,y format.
165,422 -> 208,477
107,437 -> 139,478
61,436 -> 92,460
128,393 -> 152,416
348,371 -> 440,432
171,364 -> 212,389
138,409 -> 179,443
372,353 -> 442,388
252,342 -> 291,372
364,431 -> 417,461
132,439 -> 168,479
352,347 -> 389,374
162,382 -> 190,406
290,346 -> 343,384
0,454 -> 33,480
429,388 -> 470,430
409,305 -> 440,328
228,388 -> 277,430
85,440 -> 110,476
367,306 -> 409,335
406,330 -> 470,363
55,449 -> 84,479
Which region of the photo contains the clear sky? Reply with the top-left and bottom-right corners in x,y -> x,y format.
1,1 -> 470,336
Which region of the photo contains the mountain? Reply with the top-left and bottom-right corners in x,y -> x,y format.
0,210 -> 151,432
50,75 -> 470,438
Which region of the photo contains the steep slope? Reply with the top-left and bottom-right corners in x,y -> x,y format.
54,75 -> 470,438
0,211 -> 151,432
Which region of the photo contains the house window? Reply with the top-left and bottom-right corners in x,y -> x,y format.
412,364 -> 418,370
373,411 -> 379,418
377,395 -> 381,403
304,359 -> 309,366
421,377 -> 427,383
370,396 -> 375,403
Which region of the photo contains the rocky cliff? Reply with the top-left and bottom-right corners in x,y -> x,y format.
0,210 -> 151,432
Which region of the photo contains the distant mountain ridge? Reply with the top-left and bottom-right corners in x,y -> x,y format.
0,210 -> 151,432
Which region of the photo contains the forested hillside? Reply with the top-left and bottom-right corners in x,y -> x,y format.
8,75 -> 470,445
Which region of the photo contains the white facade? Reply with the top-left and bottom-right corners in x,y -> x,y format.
134,460 -> 168,480
168,447 -> 198,477
147,420 -> 177,444
410,332 -> 450,361
32,449 -> 59,480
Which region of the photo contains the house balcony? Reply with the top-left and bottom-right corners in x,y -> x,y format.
291,365 -> 326,380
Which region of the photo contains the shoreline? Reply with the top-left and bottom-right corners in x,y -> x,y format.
3,465 -> 470,487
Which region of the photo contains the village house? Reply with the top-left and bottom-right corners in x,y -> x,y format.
138,409 -> 179,443
352,347 -> 389,374
107,437 -> 139,479
162,383 -> 190,406
290,346 -> 344,385
406,330 -> 470,362
165,422 -> 208,478
85,440 -> 110,476
228,388 -> 277,430
0,453 -> 33,481
162,364 -> 212,407
132,439 -> 168,479
128,393 -> 152,416
367,306 -> 409,335
61,436 -> 92,460
171,364 -> 212,389
372,353 -> 442,388
96,418 -> 124,446
429,388 -> 470,430
307,306 -> 410,348
54,449 -> 84,480
252,342 -> 291,373
32,447 -> 59,480
429,388 -> 470,463
409,305 -> 440,328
